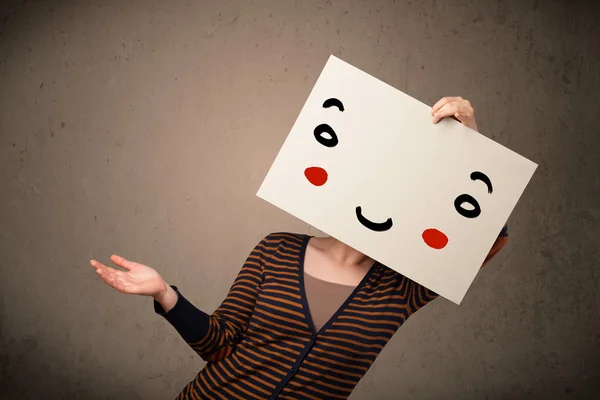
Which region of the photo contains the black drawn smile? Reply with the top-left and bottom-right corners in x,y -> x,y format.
355,206 -> 393,232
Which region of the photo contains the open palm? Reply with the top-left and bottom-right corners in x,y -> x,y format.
90,255 -> 166,298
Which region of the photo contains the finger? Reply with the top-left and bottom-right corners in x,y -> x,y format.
433,102 -> 460,123
91,260 -> 125,291
434,103 -> 474,123
110,254 -> 135,271
454,106 -> 474,120
90,260 -> 110,274
431,96 -> 462,115
95,264 -> 117,287
91,260 -> 117,276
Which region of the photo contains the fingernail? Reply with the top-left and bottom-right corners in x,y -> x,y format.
90,260 -> 94,265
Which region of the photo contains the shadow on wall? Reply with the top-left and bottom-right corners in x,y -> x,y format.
0,332 -> 139,400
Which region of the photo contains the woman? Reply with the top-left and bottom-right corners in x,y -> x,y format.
91,96 -> 509,400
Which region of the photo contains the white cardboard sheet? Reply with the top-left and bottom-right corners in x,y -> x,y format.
257,55 -> 537,304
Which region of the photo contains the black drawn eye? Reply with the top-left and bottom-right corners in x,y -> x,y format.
454,171 -> 492,219
454,194 -> 481,218
471,171 -> 493,194
323,98 -> 345,112
313,124 -> 338,147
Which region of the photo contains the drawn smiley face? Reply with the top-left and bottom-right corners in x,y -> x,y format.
304,97 -> 494,250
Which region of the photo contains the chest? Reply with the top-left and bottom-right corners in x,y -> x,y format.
248,238 -> 411,341
303,245 -> 371,286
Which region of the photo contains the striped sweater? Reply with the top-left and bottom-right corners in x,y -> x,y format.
155,229 -> 509,399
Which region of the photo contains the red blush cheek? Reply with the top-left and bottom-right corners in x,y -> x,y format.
422,228 -> 448,249
304,167 -> 328,186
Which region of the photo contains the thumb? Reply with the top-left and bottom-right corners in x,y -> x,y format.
110,254 -> 135,270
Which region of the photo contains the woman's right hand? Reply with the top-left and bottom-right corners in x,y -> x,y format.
90,255 -> 167,299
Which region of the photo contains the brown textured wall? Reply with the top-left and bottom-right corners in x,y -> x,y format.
1,0 -> 599,399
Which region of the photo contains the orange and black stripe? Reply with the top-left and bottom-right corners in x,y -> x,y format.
155,230 -> 508,399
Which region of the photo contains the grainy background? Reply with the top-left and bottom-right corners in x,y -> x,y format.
1,0 -> 598,399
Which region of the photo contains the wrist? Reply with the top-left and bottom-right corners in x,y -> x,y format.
153,280 -> 169,302
153,282 -> 178,313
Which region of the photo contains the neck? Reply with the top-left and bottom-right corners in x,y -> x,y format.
325,236 -> 370,267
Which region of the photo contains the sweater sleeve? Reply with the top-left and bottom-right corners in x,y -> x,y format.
408,224 -> 510,313
154,234 -> 273,362
481,224 -> 509,268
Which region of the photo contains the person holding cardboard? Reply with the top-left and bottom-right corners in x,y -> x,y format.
92,57 -> 535,399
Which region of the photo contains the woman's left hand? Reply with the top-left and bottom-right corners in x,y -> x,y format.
431,96 -> 479,132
